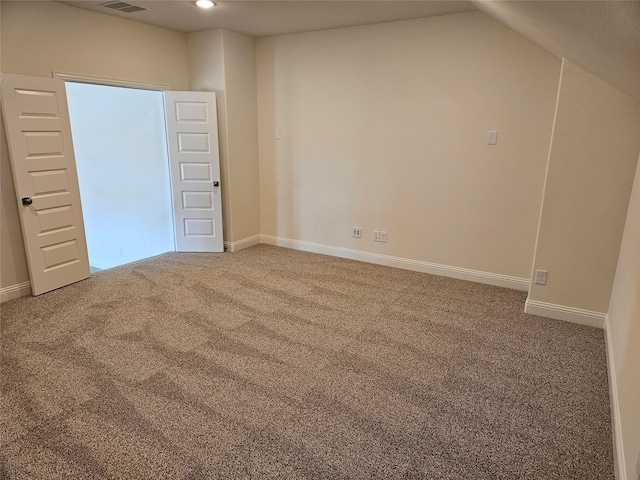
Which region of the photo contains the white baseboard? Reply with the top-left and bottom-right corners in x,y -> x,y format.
0,281 -> 32,303
88,259 -> 115,270
524,298 -> 606,328
260,235 -> 529,291
604,315 -> 627,480
225,234 -> 261,253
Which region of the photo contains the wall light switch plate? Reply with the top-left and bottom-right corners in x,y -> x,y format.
487,130 -> 498,145
380,231 -> 387,243
352,227 -> 362,238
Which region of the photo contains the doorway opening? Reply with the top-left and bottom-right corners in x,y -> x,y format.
65,82 -> 175,271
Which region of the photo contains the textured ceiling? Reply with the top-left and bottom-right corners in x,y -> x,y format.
60,1 -> 477,37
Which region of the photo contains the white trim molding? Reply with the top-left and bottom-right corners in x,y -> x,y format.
225,234 -> 261,253
604,315 -> 627,480
260,235 -> 529,291
524,298 -> 606,328
88,259 -> 116,271
0,282 -> 32,303
53,72 -> 169,91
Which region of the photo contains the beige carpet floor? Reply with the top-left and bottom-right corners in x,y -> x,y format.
0,245 -> 613,479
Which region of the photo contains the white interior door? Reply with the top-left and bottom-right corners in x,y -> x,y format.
164,91 -> 223,252
1,73 -> 90,295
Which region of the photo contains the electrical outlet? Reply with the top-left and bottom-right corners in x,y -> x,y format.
380,231 -> 387,243
373,230 -> 380,242
352,227 -> 362,238
535,270 -> 548,285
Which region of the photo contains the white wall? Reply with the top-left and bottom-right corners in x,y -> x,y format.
256,12 -> 561,281
187,30 -> 231,240
220,31 -> 260,244
188,29 -> 260,246
528,59 -> 640,317
0,0 -> 190,295
0,115 -> 27,294
66,82 -> 174,269
0,1 -> 189,90
607,152 -> 640,480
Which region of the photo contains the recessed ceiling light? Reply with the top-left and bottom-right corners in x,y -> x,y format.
195,0 -> 215,8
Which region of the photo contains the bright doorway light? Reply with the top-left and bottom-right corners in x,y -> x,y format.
195,0 -> 215,8
65,82 -> 174,271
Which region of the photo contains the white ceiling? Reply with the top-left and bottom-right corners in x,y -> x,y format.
60,1 -> 477,37
58,0 -> 640,101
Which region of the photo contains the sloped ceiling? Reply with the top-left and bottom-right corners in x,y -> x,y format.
472,0 -> 640,101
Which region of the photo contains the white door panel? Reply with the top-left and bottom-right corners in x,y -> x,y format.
164,92 -> 223,252
1,74 -> 90,295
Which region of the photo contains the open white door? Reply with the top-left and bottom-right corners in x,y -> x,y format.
164,91 -> 223,252
1,74 -> 90,295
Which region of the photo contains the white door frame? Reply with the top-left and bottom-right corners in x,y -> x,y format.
59,75 -> 225,254
3,72 -> 225,295
53,72 -> 168,91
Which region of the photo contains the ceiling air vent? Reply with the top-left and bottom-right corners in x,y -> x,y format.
99,1 -> 147,13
